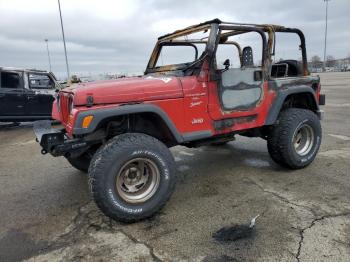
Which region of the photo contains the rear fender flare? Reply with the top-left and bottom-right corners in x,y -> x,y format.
265,86 -> 319,125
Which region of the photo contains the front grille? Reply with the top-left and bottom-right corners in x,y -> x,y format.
59,92 -> 70,124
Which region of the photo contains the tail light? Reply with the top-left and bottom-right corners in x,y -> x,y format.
56,92 -> 61,112
311,83 -> 321,102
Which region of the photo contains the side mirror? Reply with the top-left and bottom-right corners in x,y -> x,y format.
223,59 -> 230,70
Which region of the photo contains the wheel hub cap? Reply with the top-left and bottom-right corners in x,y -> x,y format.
292,124 -> 314,156
116,158 -> 160,203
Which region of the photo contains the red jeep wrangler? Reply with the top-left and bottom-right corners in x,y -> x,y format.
34,19 -> 325,222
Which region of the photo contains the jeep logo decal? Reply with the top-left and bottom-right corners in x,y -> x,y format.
191,118 -> 204,124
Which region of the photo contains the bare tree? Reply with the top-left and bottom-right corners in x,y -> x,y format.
326,55 -> 336,67
310,55 -> 322,69
311,55 -> 321,63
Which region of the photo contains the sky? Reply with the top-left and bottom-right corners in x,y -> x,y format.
0,0 -> 349,79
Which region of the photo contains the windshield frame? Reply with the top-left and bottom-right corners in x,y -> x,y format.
144,20 -> 308,77
145,24 -> 215,75
153,42 -> 199,70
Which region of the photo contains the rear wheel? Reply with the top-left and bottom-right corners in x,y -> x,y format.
267,129 -> 285,166
267,108 -> 322,169
89,133 -> 176,222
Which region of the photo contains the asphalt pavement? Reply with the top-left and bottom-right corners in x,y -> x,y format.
1,72 -> 350,261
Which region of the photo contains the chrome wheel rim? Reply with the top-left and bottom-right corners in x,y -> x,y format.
116,158 -> 160,203
293,124 -> 314,156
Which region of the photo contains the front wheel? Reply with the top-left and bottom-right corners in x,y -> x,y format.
88,133 -> 176,223
267,108 -> 322,169
66,147 -> 98,173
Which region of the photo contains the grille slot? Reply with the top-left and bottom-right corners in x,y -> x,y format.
59,93 -> 69,123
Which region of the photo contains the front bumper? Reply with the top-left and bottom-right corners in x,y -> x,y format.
33,120 -> 89,157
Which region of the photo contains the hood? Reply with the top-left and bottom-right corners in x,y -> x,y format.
64,76 -> 184,106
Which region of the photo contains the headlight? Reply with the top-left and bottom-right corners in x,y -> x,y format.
56,93 -> 61,112
68,94 -> 74,115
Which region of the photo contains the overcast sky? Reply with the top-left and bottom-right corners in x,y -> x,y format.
0,0 -> 349,79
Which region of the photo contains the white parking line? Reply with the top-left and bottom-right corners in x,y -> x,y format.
174,156 -> 182,162
10,140 -> 35,146
177,165 -> 190,172
179,151 -> 195,156
244,158 -> 270,168
328,134 -> 350,141
319,148 -> 350,159
326,103 -> 350,107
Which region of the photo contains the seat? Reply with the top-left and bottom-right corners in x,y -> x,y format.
271,63 -> 288,78
242,46 -> 254,67
274,60 -> 301,77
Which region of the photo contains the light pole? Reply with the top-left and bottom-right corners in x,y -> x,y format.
323,0 -> 330,72
44,39 -> 52,72
58,0 -> 70,80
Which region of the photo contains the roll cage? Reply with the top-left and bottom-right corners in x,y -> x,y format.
145,18 -> 309,78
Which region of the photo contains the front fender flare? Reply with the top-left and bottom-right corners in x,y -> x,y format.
73,104 -> 184,143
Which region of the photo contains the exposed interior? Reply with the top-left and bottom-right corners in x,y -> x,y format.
145,20 -> 308,111
0,71 -> 21,89
28,73 -> 55,89
270,32 -> 304,78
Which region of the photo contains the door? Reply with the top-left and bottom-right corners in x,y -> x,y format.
25,73 -> 56,116
0,71 -> 25,117
208,32 -> 265,122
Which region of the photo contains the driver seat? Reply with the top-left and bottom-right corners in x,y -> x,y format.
242,46 -> 254,67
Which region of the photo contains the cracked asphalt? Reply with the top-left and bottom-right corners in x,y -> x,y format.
1,72 -> 350,261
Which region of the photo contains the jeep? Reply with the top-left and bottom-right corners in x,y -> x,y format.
34,19 -> 325,222
0,67 -> 60,122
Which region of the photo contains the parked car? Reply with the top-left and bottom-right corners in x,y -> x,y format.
34,19 -> 325,222
0,67 -> 60,122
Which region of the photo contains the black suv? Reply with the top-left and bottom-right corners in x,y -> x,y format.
0,67 -> 61,122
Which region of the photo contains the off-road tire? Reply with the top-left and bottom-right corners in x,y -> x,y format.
88,133 -> 176,223
267,108 -> 322,169
66,152 -> 92,173
267,129 -> 285,166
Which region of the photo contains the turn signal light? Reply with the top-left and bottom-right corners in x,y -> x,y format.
82,115 -> 94,128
